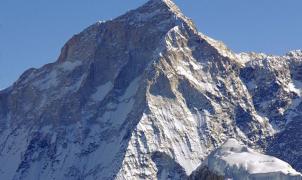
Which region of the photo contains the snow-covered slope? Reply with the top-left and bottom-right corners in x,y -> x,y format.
0,0 -> 301,179
197,139 -> 302,180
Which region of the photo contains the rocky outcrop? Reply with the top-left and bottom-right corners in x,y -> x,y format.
188,166 -> 224,180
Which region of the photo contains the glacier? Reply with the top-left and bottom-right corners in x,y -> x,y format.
192,139 -> 301,180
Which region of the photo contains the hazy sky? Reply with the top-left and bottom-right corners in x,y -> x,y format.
0,0 -> 301,89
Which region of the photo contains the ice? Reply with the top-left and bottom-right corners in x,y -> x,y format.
91,81 -> 113,101
246,80 -> 257,89
121,76 -> 141,100
32,70 -> 58,90
176,65 -> 216,93
288,82 -> 301,96
100,77 -> 140,126
205,139 -> 302,179
0,128 -> 29,180
59,61 -> 82,71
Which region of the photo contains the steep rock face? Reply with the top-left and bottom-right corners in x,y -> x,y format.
239,51 -> 302,172
240,52 -> 302,129
0,0 -> 301,179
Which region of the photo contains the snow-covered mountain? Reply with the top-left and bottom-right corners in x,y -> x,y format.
0,0 -> 301,179
189,139 -> 301,180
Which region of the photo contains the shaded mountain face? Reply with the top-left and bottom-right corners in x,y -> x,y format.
0,0 -> 301,179
239,51 -> 302,173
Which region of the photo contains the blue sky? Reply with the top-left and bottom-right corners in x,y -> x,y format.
0,0 -> 301,89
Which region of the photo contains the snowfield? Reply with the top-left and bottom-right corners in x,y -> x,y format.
204,139 -> 302,180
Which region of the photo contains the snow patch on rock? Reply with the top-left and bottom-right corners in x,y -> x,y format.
91,81 -> 113,101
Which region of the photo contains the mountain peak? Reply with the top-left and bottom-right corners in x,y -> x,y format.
115,0 -> 195,30
2,0 -> 302,179
144,0 -> 190,21
147,0 -> 181,13
57,0 -> 197,63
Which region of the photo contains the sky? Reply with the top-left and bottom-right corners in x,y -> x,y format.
0,0 -> 301,89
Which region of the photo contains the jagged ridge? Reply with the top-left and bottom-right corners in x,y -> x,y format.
0,0 -> 301,180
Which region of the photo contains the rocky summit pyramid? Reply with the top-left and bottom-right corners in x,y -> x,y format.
0,0 -> 302,179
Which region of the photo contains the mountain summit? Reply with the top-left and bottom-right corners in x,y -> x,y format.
0,1 -> 301,180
